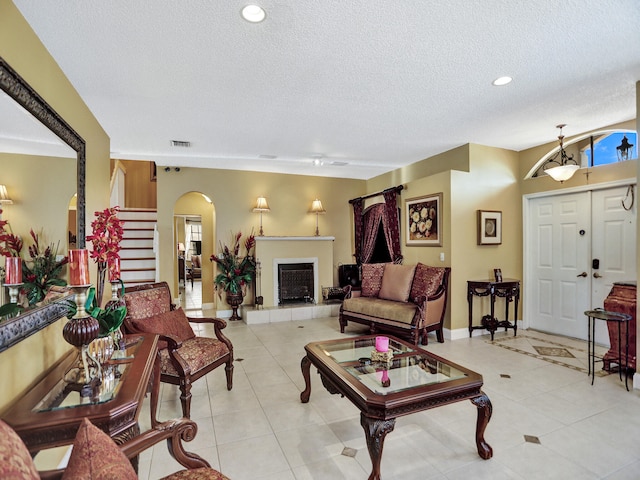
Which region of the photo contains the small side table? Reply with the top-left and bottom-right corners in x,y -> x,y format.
584,309 -> 632,391
468,279 -> 520,341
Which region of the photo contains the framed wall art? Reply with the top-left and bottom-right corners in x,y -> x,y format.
405,193 -> 442,246
477,210 -> 502,245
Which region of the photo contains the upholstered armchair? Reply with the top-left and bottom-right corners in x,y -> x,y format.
188,255 -> 202,287
123,281 -> 233,418
1,416 -> 230,479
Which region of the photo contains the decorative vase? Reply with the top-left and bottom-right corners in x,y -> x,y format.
63,315 -> 102,389
226,292 -> 244,321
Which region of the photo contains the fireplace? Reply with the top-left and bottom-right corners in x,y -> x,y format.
273,257 -> 319,306
278,263 -> 314,305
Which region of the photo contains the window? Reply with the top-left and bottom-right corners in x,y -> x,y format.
187,221 -> 201,257
582,132 -> 637,166
528,129 -> 637,179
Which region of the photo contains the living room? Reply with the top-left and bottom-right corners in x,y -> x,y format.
0,1 -> 639,478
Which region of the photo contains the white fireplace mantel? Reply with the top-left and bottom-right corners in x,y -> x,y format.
254,236 -> 335,307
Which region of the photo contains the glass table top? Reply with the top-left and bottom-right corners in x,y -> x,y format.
317,337 -> 468,395
33,336 -> 143,412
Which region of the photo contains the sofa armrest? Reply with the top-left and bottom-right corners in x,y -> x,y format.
343,285 -> 353,299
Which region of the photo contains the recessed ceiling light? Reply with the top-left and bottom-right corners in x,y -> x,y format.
241,5 -> 266,23
492,76 -> 513,86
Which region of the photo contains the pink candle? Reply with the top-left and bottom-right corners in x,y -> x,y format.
5,257 -> 22,284
375,336 -> 389,352
69,249 -> 90,286
108,257 -> 120,282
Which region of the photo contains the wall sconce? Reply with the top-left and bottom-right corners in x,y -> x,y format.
310,199 -> 326,236
616,135 -> 634,162
0,185 -> 13,220
252,196 -> 270,236
543,124 -> 579,183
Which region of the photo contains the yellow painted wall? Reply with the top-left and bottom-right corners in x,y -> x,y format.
0,153 -> 76,253
155,167 -> 365,304
0,0 -> 110,413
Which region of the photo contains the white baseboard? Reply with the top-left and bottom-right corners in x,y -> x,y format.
447,319 -> 524,341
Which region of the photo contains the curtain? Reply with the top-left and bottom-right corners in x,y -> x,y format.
361,204 -> 385,263
351,187 -> 402,265
383,189 -> 402,262
352,198 -> 364,264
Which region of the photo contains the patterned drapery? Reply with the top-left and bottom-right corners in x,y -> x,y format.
352,198 -> 364,264
383,189 -> 402,263
351,187 -> 402,265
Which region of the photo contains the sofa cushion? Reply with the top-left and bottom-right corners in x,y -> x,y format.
62,418 -> 137,480
410,263 -> 445,300
360,263 -> 386,297
0,419 -> 39,480
378,264 -> 416,302
343,297 -> 417,325
130,308 -> 195,350
191,255 -> 201,269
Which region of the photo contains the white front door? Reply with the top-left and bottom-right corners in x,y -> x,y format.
528,192 -> 591,338
590,186 -> 637,308
526,185 -> 637,340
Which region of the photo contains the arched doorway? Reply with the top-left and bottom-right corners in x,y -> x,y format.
173,192 -> 215,312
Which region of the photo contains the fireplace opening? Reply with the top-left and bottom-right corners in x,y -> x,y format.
278,263 -> 314,305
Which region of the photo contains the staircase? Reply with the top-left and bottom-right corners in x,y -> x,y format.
118,208 -> 157,287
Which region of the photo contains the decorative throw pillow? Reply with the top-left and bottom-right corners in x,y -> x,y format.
62,418 -> 137,480
124,285 -> 172,320
378,263 -> 417,302
191,255 -> 201,268
410,263 -> 445,300
130,308 -> 195,350
360,263 -> 386,297
0,419 -> 40,480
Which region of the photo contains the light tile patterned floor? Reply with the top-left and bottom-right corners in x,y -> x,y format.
138,314 -> 640,480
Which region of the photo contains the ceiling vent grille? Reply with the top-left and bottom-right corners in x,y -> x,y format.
170,140 -> 191,148
331,161 -> 348,166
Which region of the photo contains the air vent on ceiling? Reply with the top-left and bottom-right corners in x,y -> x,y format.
259,154 -> 277,159
331,161 -> 348,166
170,140 -> 191,148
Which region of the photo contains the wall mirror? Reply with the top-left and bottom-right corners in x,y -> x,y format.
0,56 -> 86,352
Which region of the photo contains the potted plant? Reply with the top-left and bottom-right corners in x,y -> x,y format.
86,206 -> 125,306
210,231 -> 256,320
22,230 -> 68,306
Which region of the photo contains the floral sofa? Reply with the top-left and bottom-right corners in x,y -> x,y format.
339,263 -> 451,345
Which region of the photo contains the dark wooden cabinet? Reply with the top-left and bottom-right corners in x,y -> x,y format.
603,281 -> 636,371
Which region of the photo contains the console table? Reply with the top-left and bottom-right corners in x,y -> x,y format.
467,279 -> 520,341
1,334 -> 160,453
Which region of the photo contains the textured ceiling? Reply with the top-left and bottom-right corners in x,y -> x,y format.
9,0 -> 640,179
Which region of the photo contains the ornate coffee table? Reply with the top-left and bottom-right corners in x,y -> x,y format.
300,335 -> 492,480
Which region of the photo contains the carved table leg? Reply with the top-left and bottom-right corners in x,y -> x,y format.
300,355 -> 312,403
361,414 -> 396,480
471,392 -> 493,459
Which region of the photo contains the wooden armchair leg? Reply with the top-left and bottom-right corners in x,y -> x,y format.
225,361 -> 234,390
179,381 -> 192,418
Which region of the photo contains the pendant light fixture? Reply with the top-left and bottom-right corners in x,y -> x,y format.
543,124 -> 579,183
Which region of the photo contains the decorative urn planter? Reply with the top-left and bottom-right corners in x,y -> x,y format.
226,292 -> 244,321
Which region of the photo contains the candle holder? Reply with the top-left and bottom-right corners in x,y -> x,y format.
62,284 -> 102,394
5,283 -> 22,304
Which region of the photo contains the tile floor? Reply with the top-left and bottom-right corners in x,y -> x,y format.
137,312 -> 640,480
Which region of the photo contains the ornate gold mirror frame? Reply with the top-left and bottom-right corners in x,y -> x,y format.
0,56 -> 86,352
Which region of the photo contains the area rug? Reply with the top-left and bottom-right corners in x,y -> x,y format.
487,331 -> 611,377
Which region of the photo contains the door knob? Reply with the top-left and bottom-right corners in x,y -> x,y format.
577,272 -> 588,277
593,272 -> 603,278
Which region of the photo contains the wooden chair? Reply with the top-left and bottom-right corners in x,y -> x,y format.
122,281 -> 233,418
0,416 -> 231,479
